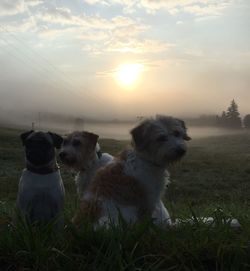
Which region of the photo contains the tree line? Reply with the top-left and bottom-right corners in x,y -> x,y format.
185,100 -> 250,129
216,99 -> 250,129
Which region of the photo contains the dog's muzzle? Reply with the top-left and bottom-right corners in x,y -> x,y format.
59,151 -> 76,165
176,147 -> 186,156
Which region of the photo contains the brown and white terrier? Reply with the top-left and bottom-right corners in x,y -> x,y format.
73,115 -> 191,227
59,131 -> 113,199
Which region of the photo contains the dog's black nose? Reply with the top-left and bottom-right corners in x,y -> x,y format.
59,152 -> 66,160
176,147 -> 186,156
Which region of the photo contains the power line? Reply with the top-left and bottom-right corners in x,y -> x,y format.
0,24 -> 108,105
0,35 -> 76,106
0,25 -> 79,89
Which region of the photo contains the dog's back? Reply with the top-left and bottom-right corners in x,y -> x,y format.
17,169 -> 65,225
99,152 -> 113,167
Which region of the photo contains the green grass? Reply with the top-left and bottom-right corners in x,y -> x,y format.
1,126 -> 250,270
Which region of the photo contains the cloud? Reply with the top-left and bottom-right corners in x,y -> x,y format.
76,14 -> 171,54
36,7 -> 137,29
0,17 -> 35,32
183,2 -> 230,17
25,0 -> 44,7
83,0 -> 233,17
37,25 -> 68,38
0,2 -> 175,55
176,20 -> 184,25
77,30 -> 109,42
81,37 -> 172,55
35,8 -> 168,55
36,7 -> 78,26
144,0 -> 233,17
105,39 -> 172,54
0,0 -> 26,16
0,0 -> 43,16
84,0 -> 109,5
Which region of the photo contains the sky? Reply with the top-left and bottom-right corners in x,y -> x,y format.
0,0 -> 249,121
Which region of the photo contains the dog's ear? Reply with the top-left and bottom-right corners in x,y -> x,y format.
20,130 -> 34,145
82,132 -> 99,150
130,120 -> 151,150
177,119 -> 191,141
48,132 -> 64,149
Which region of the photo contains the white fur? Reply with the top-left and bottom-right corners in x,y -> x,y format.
86,150 -> 172,227
17,169 -> 65,226
98,200 -> 138,227
123,151 -> 169,215
152,201 -> 171,225
75,147 -> 113,199
173,217 -> 241,228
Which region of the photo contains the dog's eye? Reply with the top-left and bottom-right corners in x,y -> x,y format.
73,139 -> 81,147
173,131 -> 181,137
156,135 -> 168,142
63,139 -> 69,145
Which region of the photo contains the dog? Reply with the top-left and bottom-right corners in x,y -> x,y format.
59,131 -> 113,199
73,115 -> 191,227
16,130 -> 65,227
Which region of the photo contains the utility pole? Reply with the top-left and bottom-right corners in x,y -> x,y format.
38,112 -> 41,129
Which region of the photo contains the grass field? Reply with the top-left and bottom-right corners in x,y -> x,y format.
0,126 -> 250,270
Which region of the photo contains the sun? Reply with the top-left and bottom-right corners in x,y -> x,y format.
115,63 -> 143,88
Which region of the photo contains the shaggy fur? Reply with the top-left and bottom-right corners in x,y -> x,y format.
74,115 -> 191,227
59,131 -> 113,198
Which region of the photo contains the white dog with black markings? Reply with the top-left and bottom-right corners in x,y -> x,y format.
73,115 -> 191,227
17,130 -> 65,228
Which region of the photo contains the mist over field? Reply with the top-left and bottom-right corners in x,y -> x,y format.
0,107 -> 245,140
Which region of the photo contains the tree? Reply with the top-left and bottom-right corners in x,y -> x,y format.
221,111 -> 227,127
225,99 -> 242,129
243,115 -> 250,129
216,100 -> 242,129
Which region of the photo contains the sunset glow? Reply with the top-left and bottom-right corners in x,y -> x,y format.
115,63 -> 143,88
0,0 -> 249,118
